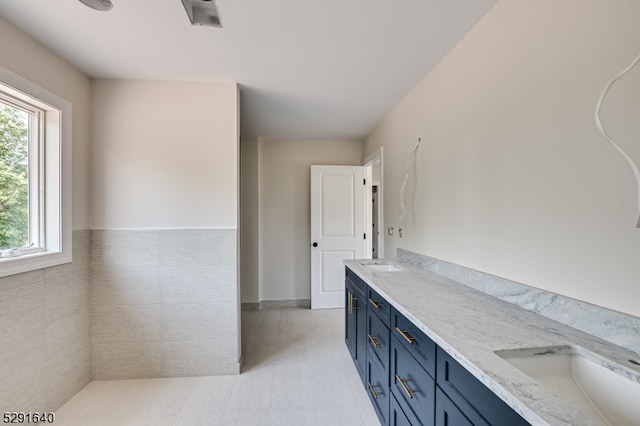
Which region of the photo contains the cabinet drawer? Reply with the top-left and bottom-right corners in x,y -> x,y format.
367,352 -> 390,426
390,393 -> 417,426
435,386 -> 478,426
436,347 -> 529,426
391,336 -> 435,425
367,286 -> 390,326
392,307 -> 436,378
367,309 -> 390,372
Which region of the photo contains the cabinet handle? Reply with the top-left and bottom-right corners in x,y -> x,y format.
368,334 -> 381,348
395,374 -> 416,399
368,382 -> 381,400
368,298 -> 382,309
348,292 -> 352,313
395,327 -> 415,344
350,293 -> 357,312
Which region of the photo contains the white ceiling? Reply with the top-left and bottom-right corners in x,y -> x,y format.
0,0 -> 497,140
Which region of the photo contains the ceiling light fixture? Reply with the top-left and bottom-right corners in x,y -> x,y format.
78,0 -> 113,11
181,0 -> 222,28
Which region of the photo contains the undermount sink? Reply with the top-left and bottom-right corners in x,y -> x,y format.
495,345 -> 640,425
360,262 -> 404,272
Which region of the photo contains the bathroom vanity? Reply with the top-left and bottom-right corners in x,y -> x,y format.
344,260 -> 640,426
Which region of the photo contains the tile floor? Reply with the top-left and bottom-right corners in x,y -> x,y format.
53,307 -> 379,425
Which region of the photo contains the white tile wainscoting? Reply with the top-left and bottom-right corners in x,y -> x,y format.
0,231 -> 91,413
90,229 -> 240,379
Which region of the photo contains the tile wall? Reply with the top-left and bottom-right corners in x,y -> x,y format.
0,231 -> 91,412
90,229 -> 240,379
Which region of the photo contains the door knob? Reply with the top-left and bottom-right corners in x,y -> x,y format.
312,242 -> 318,247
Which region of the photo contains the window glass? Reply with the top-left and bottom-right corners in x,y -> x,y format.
0,100 -> 30,250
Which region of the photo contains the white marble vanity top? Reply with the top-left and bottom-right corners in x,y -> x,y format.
344,259 -> 640,426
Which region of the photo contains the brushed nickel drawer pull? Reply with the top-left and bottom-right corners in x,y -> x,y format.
395,327 -> 415,344
395,374 -> 415,399
368,298 -> 382,309
368,334 -> 381,348
368,382 -> 381,400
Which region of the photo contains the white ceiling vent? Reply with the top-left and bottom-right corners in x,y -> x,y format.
181,0 -> 222,28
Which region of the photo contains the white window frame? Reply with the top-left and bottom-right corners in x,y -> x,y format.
0,65 -> 72,277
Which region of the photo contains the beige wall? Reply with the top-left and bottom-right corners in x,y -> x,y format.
91,80 -> 238,229
257,139 -> 362,301
0,17 -> 92,411
0,16 -> 92,230
365,0 -> 640,317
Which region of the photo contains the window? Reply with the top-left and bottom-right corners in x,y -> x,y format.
0,66 -> 72,277
1,95 -> 40,252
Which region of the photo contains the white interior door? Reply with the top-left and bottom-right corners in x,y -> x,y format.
311,165 -> 366,309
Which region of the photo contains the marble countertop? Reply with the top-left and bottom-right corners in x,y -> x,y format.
344,259 -> 640,426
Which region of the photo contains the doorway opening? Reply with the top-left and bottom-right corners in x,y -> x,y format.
364,147 -> 383,259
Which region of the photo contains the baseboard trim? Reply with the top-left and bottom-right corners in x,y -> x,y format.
242,299 -> 311,310
241,303 -> 261,311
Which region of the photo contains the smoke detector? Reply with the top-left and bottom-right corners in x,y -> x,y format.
181,0 -> 222,27
78,0 -> 113,11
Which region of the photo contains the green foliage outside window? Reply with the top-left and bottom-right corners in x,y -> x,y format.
0,102 -> 29,250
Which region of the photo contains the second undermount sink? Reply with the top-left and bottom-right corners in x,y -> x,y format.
495,345 -> 640,425
360,261 -> 404,272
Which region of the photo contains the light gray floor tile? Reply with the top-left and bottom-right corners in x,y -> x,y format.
53,307 -> 379,426
269,408 -> 318,426
314,403 -> 370,425
269,363 -> 316,409
221,408 -> 271,426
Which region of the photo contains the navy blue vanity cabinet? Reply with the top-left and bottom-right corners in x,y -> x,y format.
436,347 -> 529,426
347,266 -> 530,426
345,267 -> 367,384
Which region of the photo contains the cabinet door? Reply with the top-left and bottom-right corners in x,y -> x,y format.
390,393 -> 415,426
367,350 -> 390,425
436,348 -> 529,426
435,386 -> 477,426
367,309 -> 390,377
392,307 -> 436,378
355,283 -> 367,381
367,286 -> 391,327
345,282 -> 356,359
390,336 -> 435,425
345,274 -> 366,384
